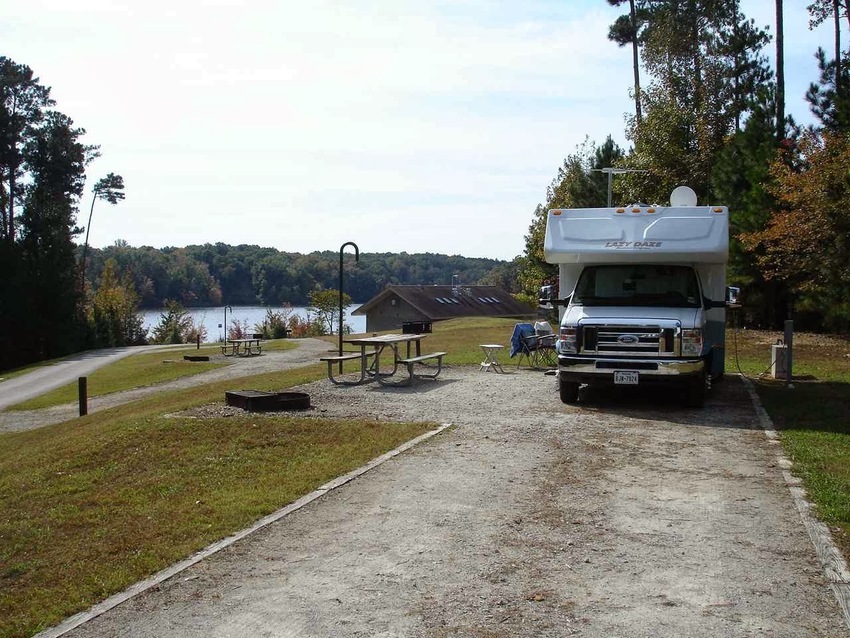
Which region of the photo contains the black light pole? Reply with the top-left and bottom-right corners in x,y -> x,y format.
339,242 -> 360,368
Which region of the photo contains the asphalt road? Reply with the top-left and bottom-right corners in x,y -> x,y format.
0,345 -> 183,411
0,340 -> 332,433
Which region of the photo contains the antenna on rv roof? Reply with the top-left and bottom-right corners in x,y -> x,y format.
591,167 -> 649,207
670,186 -> 698,207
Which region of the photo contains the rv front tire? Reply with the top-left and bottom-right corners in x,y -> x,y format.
684,364 -> 710,408
559,379 -> 579,404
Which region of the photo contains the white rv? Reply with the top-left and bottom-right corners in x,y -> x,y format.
542,187 -> 730,407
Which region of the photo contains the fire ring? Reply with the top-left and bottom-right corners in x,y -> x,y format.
225,390 -> 311,412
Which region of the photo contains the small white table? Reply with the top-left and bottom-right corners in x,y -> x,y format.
479,344 -> 505,373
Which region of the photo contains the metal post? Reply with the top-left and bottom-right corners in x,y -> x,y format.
339,242 -> 360,372
223,305 -> 232,342
784,319 -> 794,389
591,167 -> 649,207
78,377 -> 88,416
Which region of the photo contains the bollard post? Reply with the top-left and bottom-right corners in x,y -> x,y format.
78,376 -> 88,416
784,320 -> 794,389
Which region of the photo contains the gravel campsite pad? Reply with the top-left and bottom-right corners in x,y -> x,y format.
65,368 -> 847,637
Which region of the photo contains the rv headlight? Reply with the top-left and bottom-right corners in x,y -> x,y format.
682,329 -> 703,356
559,326 -> 577,354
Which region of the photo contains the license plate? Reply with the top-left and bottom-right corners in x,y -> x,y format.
614,371 -> 639,385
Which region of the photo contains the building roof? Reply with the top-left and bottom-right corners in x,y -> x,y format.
353,285 -> 534,321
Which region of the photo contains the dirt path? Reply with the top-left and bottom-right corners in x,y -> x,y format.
62,370 -> 848,637
0,339 -> 332,433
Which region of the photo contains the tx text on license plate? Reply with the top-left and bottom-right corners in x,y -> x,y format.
614,370 -> 639,385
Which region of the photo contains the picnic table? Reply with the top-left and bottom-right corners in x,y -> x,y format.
319,333 -> 446,387
221,337 -> 263,357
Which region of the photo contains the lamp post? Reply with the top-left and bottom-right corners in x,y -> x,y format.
591,167 -> 648,207
223,305 -> 233,342
339,242 -> 360,369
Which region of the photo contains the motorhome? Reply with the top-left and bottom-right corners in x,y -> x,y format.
542,187 -> 731,407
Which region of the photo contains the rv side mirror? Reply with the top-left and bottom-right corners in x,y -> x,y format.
539,285 -> 571,308
538,284 -> 555,308
726,286 -> 741,305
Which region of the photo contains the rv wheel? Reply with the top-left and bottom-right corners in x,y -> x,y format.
559,379 -> 579,404
684,366 -> 710,408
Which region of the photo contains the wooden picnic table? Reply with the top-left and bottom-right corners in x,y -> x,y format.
221,338 -> 263,357
320,333 -> 446,386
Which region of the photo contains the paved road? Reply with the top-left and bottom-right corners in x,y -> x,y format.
0,345 -> 186,411
0,339 -> 332,432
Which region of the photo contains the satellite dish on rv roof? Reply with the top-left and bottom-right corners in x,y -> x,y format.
670,186 -> 698,207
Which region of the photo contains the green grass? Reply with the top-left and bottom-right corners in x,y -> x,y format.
6,340 -> 296,412
0,363 -> 434,638
417,316 -> 520,365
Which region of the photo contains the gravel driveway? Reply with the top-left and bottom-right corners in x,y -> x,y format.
57,367 -> 848,637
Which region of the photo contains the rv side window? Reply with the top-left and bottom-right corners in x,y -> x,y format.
573,265 -> 701,307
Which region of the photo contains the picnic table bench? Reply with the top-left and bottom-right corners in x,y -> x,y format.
221,337 -> 263,357
319,351 -> 377,385
393,351 -> 447,386
321,333 -> 447,386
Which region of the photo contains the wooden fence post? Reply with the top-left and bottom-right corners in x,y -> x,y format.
78,377 -> 87,416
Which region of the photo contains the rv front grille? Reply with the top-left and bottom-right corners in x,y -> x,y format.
579,324 -> 679,357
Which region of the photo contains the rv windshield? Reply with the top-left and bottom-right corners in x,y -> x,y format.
572,265 -> 701,308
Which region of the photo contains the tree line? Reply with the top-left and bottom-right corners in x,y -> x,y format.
518,0 -> 850,332
82,242 -> 518,308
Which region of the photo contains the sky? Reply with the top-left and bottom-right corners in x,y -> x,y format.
2,0 -> 836,261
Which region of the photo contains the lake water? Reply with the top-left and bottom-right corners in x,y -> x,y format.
140,305 -> 365,342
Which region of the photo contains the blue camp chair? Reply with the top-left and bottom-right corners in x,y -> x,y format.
510,322 -> 557,369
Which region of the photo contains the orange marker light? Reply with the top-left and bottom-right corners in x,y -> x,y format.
616,208 -> 626,214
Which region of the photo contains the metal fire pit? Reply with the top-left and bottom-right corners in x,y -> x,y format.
225,390 -> 311,412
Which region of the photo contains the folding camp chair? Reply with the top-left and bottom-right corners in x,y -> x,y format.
534,321 -> 558,369
510,322 -> 557,369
